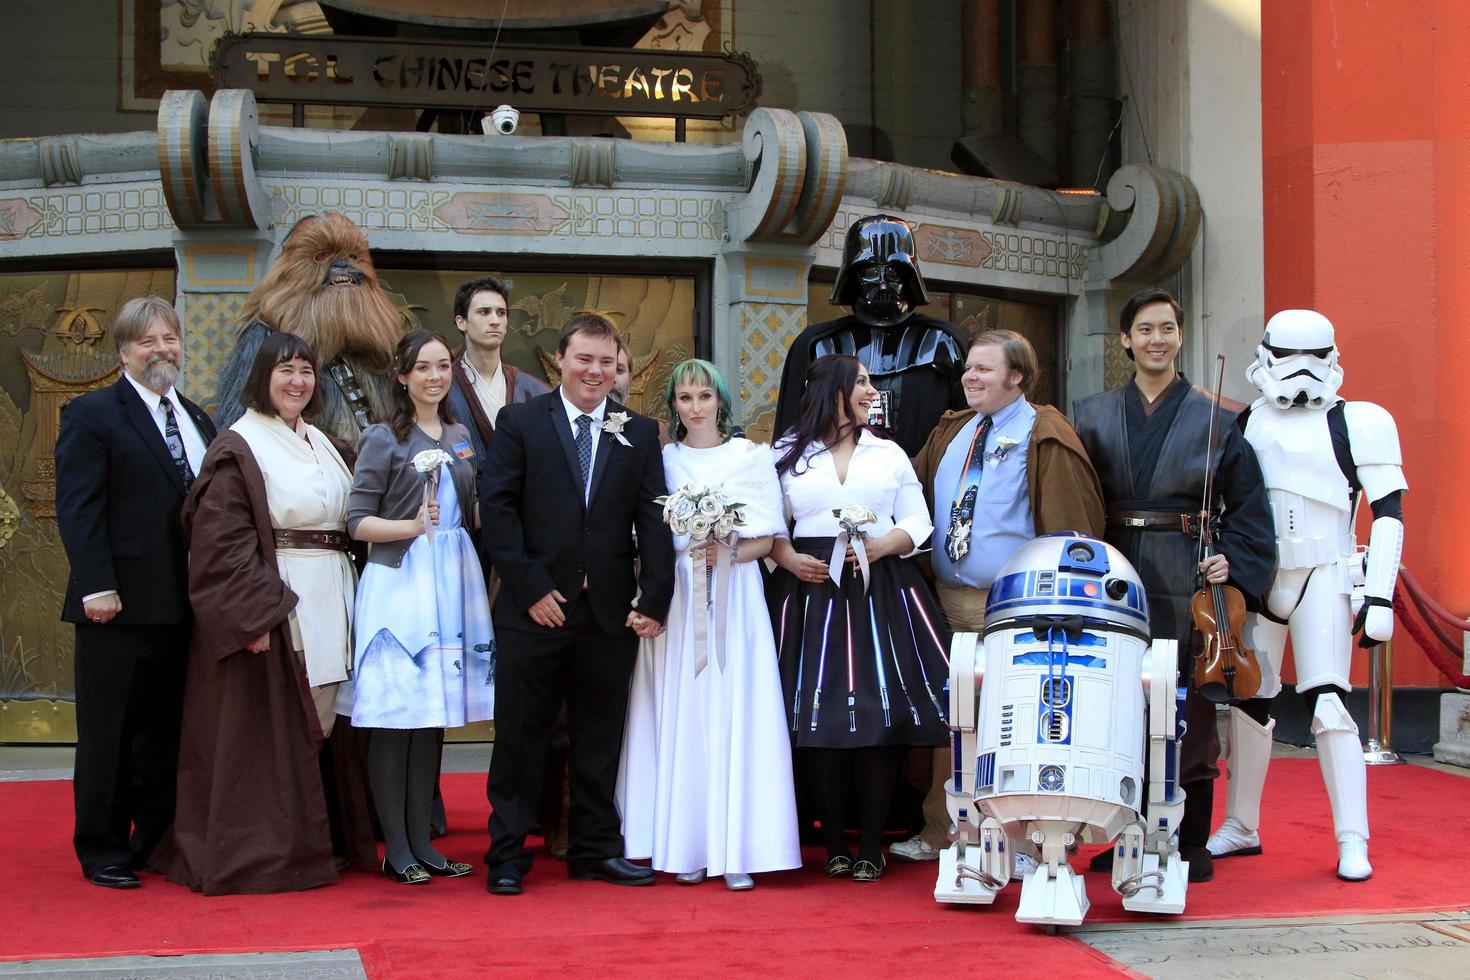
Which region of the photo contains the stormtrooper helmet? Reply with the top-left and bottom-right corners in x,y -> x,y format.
1247,309 -> 1344,409
829,214 -> 929,325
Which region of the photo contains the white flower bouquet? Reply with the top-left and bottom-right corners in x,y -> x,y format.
829,504 -> 879,592
656,483 -> 747,544
412,448 -> 453,540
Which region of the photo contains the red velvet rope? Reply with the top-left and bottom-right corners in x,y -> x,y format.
1399,567 -> 1470,631
1393,591 -> 1470,688
1404,579 -> 1465,653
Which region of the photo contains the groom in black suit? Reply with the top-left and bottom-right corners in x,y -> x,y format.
480,313 -> 674,895
54,296 -> 217,888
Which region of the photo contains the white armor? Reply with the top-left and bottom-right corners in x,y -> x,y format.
933,534 -> 1189,928
1209,310 -> 1406,882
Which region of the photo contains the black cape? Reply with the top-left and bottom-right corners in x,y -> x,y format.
774,312 -> 968,457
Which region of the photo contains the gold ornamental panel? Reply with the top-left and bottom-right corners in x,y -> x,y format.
0,269 -> 176,740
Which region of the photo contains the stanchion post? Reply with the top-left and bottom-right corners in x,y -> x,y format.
1364,638 -> 1404,765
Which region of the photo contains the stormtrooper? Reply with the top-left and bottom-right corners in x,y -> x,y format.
774,214 -> 968,456
934,533 -> 1190,928
1207,309 -> 1406,881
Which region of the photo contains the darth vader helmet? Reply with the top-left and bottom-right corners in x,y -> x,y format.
1247,309 -> 1344,409
830,214 -> 930,326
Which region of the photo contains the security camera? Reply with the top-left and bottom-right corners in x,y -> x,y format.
485,105 -> 519,135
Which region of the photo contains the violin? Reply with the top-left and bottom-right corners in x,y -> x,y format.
1190,354 -> 1263,704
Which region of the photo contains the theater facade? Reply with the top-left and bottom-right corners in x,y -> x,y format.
12,1 -> 1460,755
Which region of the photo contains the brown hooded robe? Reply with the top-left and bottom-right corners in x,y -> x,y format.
160,431 -> 359,894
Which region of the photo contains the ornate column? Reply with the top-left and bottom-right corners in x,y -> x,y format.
157,89 -> 276,409
722,108 -> 847,442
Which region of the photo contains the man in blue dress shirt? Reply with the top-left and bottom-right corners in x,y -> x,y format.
893,330 -> 1104,862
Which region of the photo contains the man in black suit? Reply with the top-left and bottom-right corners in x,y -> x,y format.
480,313 -> 674,895
54,296 -> 217,889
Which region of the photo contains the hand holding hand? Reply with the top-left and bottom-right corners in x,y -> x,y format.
528,589 -> 568,629
82,594 -> 122,625
626,609 -> 665,638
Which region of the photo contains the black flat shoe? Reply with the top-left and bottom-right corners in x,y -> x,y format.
381,858 -> 431,885
422,859 -> 474,878
824,855 -> 853,878
89,865 -> 140,889
851,858 -> 885,882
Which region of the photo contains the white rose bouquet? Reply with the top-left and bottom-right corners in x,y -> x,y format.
829,504 -> 879,592
652,482 -> 748,676
412,448 -> 453,541
655,483 -> 747,545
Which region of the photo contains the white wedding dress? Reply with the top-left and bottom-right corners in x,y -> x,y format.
617,438 -> 801,876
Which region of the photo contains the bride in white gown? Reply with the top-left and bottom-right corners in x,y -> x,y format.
617,359 -> 800,890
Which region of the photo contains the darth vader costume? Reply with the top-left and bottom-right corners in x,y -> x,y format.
775,215 -> 968,456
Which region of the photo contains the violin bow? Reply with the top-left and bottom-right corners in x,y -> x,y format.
1196,353 -> 1228,572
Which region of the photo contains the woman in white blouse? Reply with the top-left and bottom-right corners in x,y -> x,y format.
770,354 -> 952,883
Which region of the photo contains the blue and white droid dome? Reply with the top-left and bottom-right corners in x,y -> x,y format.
983,532 -> 1150,640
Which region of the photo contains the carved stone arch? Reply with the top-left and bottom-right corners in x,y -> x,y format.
730,107 -> 807,244
157,90 -> 212,228
789,111 -> 848,245
1090,164 -> 1202,284
208,89 -> 270,229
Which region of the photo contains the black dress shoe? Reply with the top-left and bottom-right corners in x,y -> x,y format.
568,856 -> 655,885
89,865 -> 141,889
486,871 -> 524,895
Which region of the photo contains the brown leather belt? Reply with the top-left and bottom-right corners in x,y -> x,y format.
273,528 -> 350,551
1107,510 -> 1199,534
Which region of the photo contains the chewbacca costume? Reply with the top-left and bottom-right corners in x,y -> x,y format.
214,212 -> 403,442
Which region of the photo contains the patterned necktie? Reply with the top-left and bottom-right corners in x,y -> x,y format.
945,414 -> 993,563
160,396 -> 193,491
575,414 -> 593,495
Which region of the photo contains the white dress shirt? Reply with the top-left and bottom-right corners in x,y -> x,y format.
775,429 -> 932,554
558,387 -> 607,503
123,371 -> 208,475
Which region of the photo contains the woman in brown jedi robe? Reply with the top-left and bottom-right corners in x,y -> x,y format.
161,332 -> 358,894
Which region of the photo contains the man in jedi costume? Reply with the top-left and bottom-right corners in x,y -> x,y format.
1071,287 -> 1276,883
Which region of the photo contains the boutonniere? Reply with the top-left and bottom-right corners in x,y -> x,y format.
602,411 -> 633,446
986,435 -> 1020,463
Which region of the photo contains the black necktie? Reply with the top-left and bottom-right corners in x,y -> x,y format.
160,396 -> 193,491
575,414 -> 593,495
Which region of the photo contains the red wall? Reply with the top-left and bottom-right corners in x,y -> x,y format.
1262,1 -> 1464,688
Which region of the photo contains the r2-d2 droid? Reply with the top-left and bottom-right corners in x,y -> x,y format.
934,533 -> 1189,927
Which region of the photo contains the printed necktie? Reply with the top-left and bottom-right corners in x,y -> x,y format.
160,396 -> 193,491
945,414 -> 993,563
575,414 -> 593,495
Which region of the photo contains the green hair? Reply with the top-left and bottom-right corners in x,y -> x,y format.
663,358 -> 734,441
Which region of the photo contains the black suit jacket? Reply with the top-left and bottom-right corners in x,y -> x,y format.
480,391 -> 674,636
55,377 -> 218,625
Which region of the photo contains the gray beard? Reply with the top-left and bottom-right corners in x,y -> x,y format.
141,358 -> 181,393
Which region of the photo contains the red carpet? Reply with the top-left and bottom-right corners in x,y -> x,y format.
2,759 -> 1467,978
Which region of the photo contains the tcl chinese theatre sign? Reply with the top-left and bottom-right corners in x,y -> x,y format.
211,33 -> 762,120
